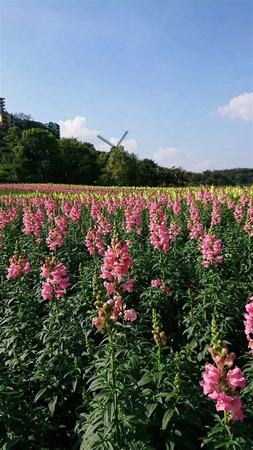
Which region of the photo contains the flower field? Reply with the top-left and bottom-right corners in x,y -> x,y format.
0,184 -> 253,450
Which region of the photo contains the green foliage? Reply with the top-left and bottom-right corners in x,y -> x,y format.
1,117 -> 253,185
136,159 -> 159,187
14,128 -> 62,182
0,186 -> 252,449
105,147 -> 138,186
59,138 -> 99,184
0,164 -> 12,182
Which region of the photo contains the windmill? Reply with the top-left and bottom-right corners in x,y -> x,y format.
97,130 -> 128,150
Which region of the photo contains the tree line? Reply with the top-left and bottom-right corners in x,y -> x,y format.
0,126 -> 252,186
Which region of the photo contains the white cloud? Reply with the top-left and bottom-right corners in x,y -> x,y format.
154,147 -> 178,162
153,149 -> 215,172
193,160 -> 213,171
153,150 -> 222,172
153,147 -> 192,168
125,138 -> 138,151
59,116 -> 99,140
216,92 -> 253,121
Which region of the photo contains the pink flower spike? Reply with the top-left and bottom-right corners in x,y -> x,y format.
42,282 -> 53,301
124,308 -> 137,322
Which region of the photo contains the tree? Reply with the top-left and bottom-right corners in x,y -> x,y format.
0,128 -> 22,181
105,147 -> 138,186
59,138 -> 99,184
14,112 -> 33,121
14,128 -> 61,182
1,127 -> 22,164
136,158 -> 158,186
97,151 -> 111,185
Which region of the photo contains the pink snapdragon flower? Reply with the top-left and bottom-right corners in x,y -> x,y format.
189,201 -> 201,223
187,221 -> 204,240
46,215 -> 68,251
216,393 -> 244,423
69,204 -> 81,223
125,204 -> 143,235
122,278 -> 136,293
54,215 -> 68,234
40,258 -> 70,301
234,203 -> 244,222
243,201 -> 253,237
200,233 -> 223,267
0,207 -> 18,231
244,295 -> 253,354
200,325 -> 245,423
7,255 -> 31,280
151,278 -> 171,295
23,207 -> 45,237
92,317 -> 103,331
41,282 -> 53,301
211,200 -> 222,226
100,239 -> 133,284
200,364 -> 221,399
85,227 -> 105,256
46,228 -> 64,251
124,308 -> 137,322
210,350 -> 236,370
92,238 -> 137,332
151,278 -> 162,288
44,199 -> 57,217
103,282 -> 117,294
226,368 -> 245,391
172,198 -> 182,216
149,204 -> 181,253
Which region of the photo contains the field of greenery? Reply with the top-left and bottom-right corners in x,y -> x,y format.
0,183 -> 253,450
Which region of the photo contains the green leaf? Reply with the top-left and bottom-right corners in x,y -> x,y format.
146,403 -> 157,417
34,387 -> 47,403
162,409 -> 174,430
48,395 -> 57,415
138,374 -> 154,386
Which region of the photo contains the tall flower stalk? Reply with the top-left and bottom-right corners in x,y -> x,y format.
201,320 -> 245,423
89,236 -> 137,447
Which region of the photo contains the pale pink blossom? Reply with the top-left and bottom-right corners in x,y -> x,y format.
216,393 -> 244,423
121,278 -> 136,293
244,295 -> 253,354
151,278 -> 171,295
200,364 -> 222,398
200,233 -> 223,267
124,308 -> 137,322
7,255 -> 31,280
226,368 -> 245,391
151,278 -> 162,288
42,282 -> 53,301
104,282 -> 117,295
201,342 -> 245,423
40,259 -> 70,300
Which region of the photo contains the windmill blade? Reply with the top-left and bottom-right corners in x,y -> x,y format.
116,130 -> 128,147
97,134 -> 114,147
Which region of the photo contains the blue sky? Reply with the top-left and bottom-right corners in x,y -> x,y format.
1,0 -> 253,171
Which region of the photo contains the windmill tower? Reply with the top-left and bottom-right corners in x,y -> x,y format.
97,130 -> 128,150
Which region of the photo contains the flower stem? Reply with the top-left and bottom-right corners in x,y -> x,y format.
108,329 -> 120,445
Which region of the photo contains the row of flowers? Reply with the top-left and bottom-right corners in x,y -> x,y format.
6,236 -> 253,425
